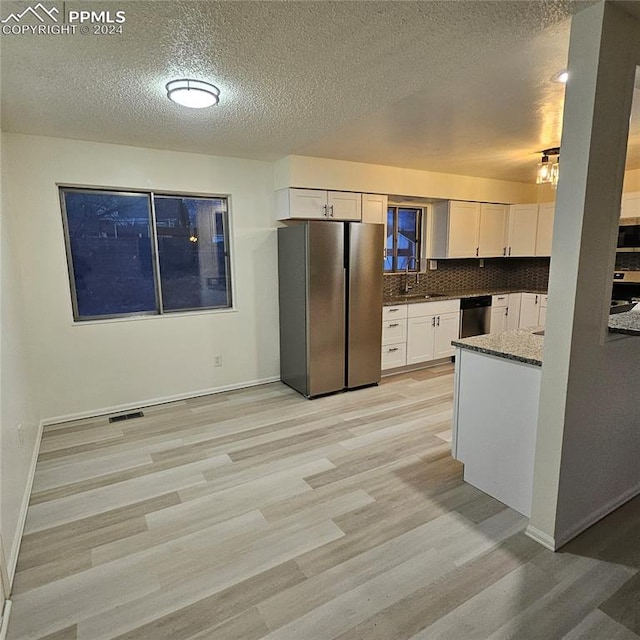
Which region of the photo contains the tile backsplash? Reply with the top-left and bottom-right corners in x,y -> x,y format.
383,258 -> 550,297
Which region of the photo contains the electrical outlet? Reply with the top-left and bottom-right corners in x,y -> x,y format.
214,355 -> 223,367
428,260 -> 438,271
17,424 -> 24,446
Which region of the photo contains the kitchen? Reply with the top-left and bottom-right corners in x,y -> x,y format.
3,1 -> 640,639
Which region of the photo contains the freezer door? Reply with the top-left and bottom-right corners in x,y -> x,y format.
347,223 -> 384,388
307,222 -> 346,396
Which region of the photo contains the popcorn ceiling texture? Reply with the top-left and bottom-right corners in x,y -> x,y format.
383,258 -> 550,298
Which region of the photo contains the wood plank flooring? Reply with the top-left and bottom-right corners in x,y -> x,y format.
7,365 -> 640,639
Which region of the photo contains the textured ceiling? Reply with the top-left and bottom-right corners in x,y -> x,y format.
2,0 -> 637,184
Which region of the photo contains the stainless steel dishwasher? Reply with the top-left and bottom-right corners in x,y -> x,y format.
460,295 -> 492,338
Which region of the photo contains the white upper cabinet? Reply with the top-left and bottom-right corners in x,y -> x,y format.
621,192 -> 640,219
478,204 -> 508,257
432,201 -> 481,258
535,203 -> 555,256
277,188 -> 362,221
432,201 -> 508,258
362,193 -> 388,224
507,204 -> 538,256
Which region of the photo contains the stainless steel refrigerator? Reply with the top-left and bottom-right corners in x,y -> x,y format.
278,221 -> 383,398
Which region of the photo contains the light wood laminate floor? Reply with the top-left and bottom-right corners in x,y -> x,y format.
7,366 -> 640,640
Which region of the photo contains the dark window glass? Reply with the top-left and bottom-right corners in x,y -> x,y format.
62,190 -> 156,318
60,188 -> 232,320
385,206 -> 422,272
154,196 -> 231,311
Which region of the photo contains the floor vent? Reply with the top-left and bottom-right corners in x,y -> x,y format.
109,411 -> 144,423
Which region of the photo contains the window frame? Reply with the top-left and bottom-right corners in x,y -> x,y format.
385,205 -> 423,273
59,185 -> 234,322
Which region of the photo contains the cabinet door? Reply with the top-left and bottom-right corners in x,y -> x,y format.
448,201 -> 481,258
538,305 -> 547,328
519,293 -> 540,328
506,293 -> 521,330
490,306 -> 508,334
621,192 -> 640,219
407,315 -> 435,364
327,191 -> 362,221
508,205 -> 538,256
478,204 -> 508,257
433,312 -> 460,359
535,203 -> 555,256
288,188 -> 328,219
362,194 -> 387,224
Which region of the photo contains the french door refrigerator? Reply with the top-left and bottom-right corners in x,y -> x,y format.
277,221 -> 383,398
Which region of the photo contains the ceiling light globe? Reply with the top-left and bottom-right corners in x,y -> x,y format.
166,79 -> 220,109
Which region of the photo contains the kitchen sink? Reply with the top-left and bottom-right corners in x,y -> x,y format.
402,293 -> 448,299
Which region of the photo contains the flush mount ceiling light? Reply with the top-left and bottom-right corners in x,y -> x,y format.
536,147 -> 560,188
553,70 -> 569,84
166,79 -> 220,109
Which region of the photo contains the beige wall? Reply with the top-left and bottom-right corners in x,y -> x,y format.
0,133 -> 41,579
275,155 -> 537,204
2,134 -> 280,424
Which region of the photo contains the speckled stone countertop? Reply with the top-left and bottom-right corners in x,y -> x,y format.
608,309 -> 640,335
452,329 -> 545,367
453,311 -> 640,366
383,289 -> 546,306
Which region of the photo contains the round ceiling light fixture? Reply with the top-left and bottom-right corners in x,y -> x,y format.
553,70 -> 569,84
166,79 -> 220,109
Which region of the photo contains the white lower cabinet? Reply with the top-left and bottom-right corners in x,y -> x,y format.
519,293 -> 546,328
490,306 -> 508,334
382,343 -> 407,369
382,300 -> 460,370
506,293 -> 522,330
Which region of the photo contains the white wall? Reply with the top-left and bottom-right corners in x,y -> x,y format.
275,155 -> 537,204
0,134 -> 41,579
2,134 -> 280,423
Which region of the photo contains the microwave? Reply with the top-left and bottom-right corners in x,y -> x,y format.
617,219 -> 640,251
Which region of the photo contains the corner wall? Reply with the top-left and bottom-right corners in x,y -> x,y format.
2,134 -> 280,423
0,133 -> 41,580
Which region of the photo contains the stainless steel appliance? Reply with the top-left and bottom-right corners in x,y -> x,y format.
460,295 -> 491,338
617,220 -> 640,251
277,221 -> 384,398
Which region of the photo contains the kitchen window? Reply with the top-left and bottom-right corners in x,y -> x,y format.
384,206 -> 423,272
59,187 -> 232,321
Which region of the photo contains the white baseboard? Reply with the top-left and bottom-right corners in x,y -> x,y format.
41,376 -> 281,426
6,418 -> 44,584
553,480 -> 640,549
526,480 -> 640,552
524,524 -> 557,551
0,600 -> 12,640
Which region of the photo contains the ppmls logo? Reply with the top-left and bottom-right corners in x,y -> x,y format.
1,2 -> 59,23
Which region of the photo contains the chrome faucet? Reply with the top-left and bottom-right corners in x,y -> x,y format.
403,256 -> 419,294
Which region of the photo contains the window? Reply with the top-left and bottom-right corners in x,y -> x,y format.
384,206 -> 423,272
60,187 -> 232,320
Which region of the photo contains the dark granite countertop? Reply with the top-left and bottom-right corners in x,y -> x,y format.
383,288 -> 547,306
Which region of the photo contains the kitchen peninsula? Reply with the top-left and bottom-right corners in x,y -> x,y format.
451,311 -> 640,518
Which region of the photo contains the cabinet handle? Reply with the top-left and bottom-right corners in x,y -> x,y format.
535,295 -> 539,304
388,347 -> 399,352
503,247 -> 506,256
388,308 -> 399,312
508,247 -> 512,256
388,323 -> 400,327
329,204 -> 334,217
437,316 -> 440,326
322,204 -> 328,217
476,248 -> 479,257
432,317 -> 436,326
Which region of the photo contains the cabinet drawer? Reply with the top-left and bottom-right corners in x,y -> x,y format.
383,305 -> 408,320
382,318 -> 407,345
492,294 -> 508,308
407,299 -> 460,318
381,343 -> 407,370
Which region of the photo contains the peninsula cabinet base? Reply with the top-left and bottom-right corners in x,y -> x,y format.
452,347 -> 540,517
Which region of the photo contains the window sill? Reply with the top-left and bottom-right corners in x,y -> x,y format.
70,306 -> 238,326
